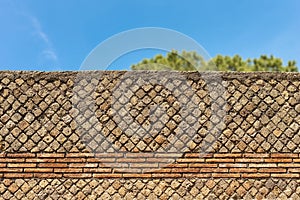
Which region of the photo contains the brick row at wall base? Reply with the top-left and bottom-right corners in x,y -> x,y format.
1,153 -> 300,179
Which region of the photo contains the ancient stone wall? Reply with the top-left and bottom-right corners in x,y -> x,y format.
0,71 -> 300,199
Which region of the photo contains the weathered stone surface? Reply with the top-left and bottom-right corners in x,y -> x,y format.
0,71 -> 298,154
11,178 -> 292,199
0,71 -> 300,198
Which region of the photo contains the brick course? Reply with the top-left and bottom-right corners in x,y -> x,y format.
1,152 -> 300,179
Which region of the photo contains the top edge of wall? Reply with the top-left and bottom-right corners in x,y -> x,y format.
0,70 -> 299,81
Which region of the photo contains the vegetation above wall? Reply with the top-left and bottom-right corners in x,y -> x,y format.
131,50 -> 298,72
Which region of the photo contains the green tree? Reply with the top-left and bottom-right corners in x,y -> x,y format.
131,50 -> 298,72
131,50 -> 203,71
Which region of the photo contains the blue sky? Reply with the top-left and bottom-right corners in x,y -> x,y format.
0,0 -> 299,71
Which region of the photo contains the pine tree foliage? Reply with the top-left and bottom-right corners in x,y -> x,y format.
131,50 -> 298,72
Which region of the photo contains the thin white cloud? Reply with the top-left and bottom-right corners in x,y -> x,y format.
27,15 -> 58,63
42,50 -> 58,61
30,17 -> 50,45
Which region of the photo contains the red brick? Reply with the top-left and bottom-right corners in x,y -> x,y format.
199,153 -> 213,158
26,158 -> 55,163
117,158 -> 146,163
243,153 -> 269,158
278,163 -> 300,168
288,168 -> 300,173
214,153 -> 242,158
264,158 -> 292,163
24,168 -> 53,173
271,153 -> 298,158
95,153 -> 124,158
114,168 -> 142,173
172,168 -> 200,173
183,173 -> 211,178
0,163 -> 6,167
259,168 -> 286,173
69,163 -> 98,168
39,163 -> 68,168
101,163 -> 128,168
125,153 -> 154,158
212,173 -> 240,178
271,174 -> 299,178
122,174 -> 151,178
93,174 -> 122,178
7,163 -> 36,168
6,153 -> 35,158
64,173 -> 92,178
183,153 -> 202,158
0,168 -> 23,172
151,173 -> 181,178
229,168 -> 257,173
65,153 -> 95,157
235,158 -> 264,163
206,158 -> 235,163
201,168 -> 228,173
86,158 -> 114,163
189,163 -> 217,168
34,173 -> 62,178
176,158 -> 205,163
54,168 -> 82,173
151,168 -> 172,173
154,153 -> 182,158
219,163 -> 247,168
37,153 -> 64,158
130,163 -> 158,168
56,158 -> 86,162
184,153 -> 213,158
146,158 -> 173,162
83,168 -> 111,173
0,158 -> 25,162
4,173 -> 34,178
162,163 -> 188,168
249,164 -> 277,168
241,173 -> 270,178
